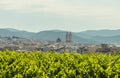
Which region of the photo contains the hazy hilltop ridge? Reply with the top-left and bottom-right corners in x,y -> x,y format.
0,28 -> 120,44
0,28 -> 34,39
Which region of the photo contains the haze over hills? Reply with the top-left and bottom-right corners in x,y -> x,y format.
0,28 -> 120,44
79,29 -> 120,37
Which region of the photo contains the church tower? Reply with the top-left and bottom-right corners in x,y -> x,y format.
66,32 -> 72,42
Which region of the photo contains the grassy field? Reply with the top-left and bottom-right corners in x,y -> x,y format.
0,51 -> 120,78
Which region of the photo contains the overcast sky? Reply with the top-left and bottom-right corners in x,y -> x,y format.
0,0 -> 120,32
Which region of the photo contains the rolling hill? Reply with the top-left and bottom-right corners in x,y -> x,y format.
0,28 -> 120,44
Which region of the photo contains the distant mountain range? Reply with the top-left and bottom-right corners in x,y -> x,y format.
0,28 -> 120,44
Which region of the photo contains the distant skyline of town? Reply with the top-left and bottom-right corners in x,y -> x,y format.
0,0 -> 120,32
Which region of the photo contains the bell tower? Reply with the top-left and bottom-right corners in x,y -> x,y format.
66,32 -> 72,42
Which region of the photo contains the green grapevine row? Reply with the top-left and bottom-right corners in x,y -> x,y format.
0,51 -> 120,78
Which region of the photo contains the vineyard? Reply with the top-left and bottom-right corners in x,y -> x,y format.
0,51 -> 120,78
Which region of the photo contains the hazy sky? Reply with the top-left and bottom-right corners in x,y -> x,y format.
0,0 -> 120,32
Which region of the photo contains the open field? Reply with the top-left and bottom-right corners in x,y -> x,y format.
0,51 -> 120,78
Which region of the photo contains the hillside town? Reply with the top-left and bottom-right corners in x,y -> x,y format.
0,32 -> 120,53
